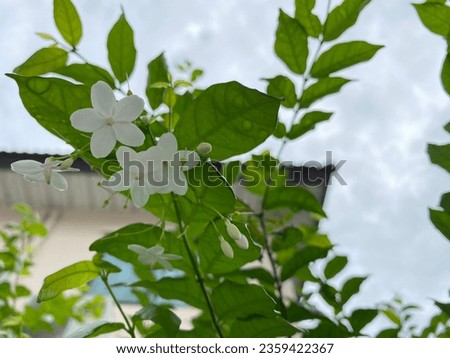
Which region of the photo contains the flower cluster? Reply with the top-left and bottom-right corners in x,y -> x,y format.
11,81 -> 202,209
218,220 -> 250,259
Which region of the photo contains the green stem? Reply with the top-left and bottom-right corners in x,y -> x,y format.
258,213 -> 287,319
101,273 -> 135,337
171,193 -> 224,338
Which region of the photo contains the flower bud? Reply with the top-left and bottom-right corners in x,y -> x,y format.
219,236 -> 234,259
59,158 -> 74,170
235,234 -> 249,250
225,220 -> 241,241
196,142 -> 212,155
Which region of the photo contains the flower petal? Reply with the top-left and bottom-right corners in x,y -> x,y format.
70,108 -> 104,132
24,172 -> 45,183
148,246 -> 165,255
104,170 -> 129,191
11,160 -> 42,175
128,244 -> 147,255
113,95 -> 145,122
158,132 -> 178,156
170,169 -> 188,195
113,123 -> 145,147
130,184 -> 150,208
116,146 -> 139,168
157,259 -> 174,271
50,172 -> 68,191
176,150 -> 200,171
91,81 -> 116,118
90,125 -> 116,158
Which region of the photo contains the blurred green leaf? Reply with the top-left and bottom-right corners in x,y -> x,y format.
281,246 -> 329,281
288,111 -> 333,139
382,309 -> 401,326
349,309 -> 378,333
430,209 -> 450,241
134,305 -> 181,337
55,63 -> 115,87
265,75 -> 297,108
146,53 -> 170,109
413,2 -> 450,37
324,255 -> 348,280
311,41 -> 383,78
212,281 -> 276,320
272,227 -> 304,252
107,13 -> 136,83
429,143 -> 450,174
229,317 -> 297,338
14,48 -> 68,76
275,10 -> 309,74
303,319 -> 352,338
274,122 -> 287,138
324,0 -> 371,41
68,321 -> 125,337
175,81 -> 280,160
301,77 -> 351,108
341,276 -> 367,305
263,186 -> 326,217
440,192 -> 450,212
435,300 -> 450,318
37,261 -> 100,302
295,0 -> 322,38
24,222 -> 47,237
53,0 -> 82,47
376,328 -> 400,338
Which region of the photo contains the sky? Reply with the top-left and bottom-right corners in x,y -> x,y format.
1,0 -> 449,331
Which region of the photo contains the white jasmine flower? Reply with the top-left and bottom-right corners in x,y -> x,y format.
128,244 -> 182,271
235,233 -> 249,250
70,81 -> 145,158
225,220 -> 241,241
11,158 -> 78,191
149,132 -> 200,195
219,236 -> 234,259
105,146 -> 158,208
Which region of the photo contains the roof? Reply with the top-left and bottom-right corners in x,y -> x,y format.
0,152 -> 334,213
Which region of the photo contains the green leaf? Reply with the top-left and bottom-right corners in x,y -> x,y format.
286,302 -> 324,321
430,209 -> 450,241
229,317 -> 298,338
440,192 -> 450,212
134,278 -> 206,310
376,328 -> 400,338
55,63 -> 115,87
199,223 -> 261,275
53,0 -> 82,47
413,2 -> 450,37
146,53 -> 170,109
311,41 -> 383,78
68,321 -> 125,338
36,32 -> 56,41
301,77 -> 351,108
134,305 -> 181,337
349,309 -> 378,333
303,319 -> 352,338
265,75 -> 297,108
263,186 -> 326,217
275,10 -> 309,74
272,227 -> 304,252
274,122 -> 287,138
287,111 -> 333,139
295,0 -> 322,38
281,246 -> 329,281
324,0 -> 371,41
442,54 -> 450,95
324,255 -> 348,280
14,48 -> 68,76
107,13 -> 136,83
341,276 -> 367,305
435,300 -> 450,318
37,261 -> 100,302
382,309 -> 401,326
428,143 -> 450,174
175,81 -> 280,160
212,281 -> 276,320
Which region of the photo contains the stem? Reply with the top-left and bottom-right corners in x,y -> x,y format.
171,193 -> 224,338
101,273 -> 135,337
258,213 -> 287,319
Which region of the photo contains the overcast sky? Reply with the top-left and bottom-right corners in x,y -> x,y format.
1,0 -> 449,330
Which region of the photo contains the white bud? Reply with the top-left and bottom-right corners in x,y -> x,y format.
219,236 -> 234,259
225,220 -> 241,241
235,234 -> 249,250
196,142 -> 212,155
59,158 -> 74,170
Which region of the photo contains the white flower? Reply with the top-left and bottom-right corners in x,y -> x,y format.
128,244 -> 182,271
219,236 -> 234,259
70,81 -> 145,158
196,142 -> 212,155
225,220 -> 241,241
11,158 -> 78,191
105,146 -> 158,208
235,234 -> 249,250
149,132 -> 200,195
